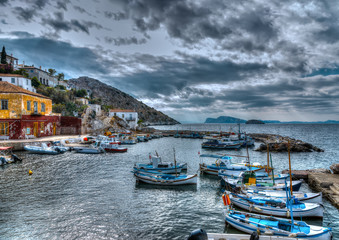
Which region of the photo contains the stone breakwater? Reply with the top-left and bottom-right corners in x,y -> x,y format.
248,133 -> 324,152
282,164 -> 339,210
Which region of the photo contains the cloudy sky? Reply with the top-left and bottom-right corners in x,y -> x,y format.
1,0 -> 339,123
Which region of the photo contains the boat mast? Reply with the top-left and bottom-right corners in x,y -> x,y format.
288,140 -> 293,196
266,141 -> 270,174
173,148 -> 178,177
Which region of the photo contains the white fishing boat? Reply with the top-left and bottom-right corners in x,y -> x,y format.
199,154 -> 269,176
24,143 -> 67,155
0,146 -> 22,165
243,189 -> 322,204
224,208 -> 332,240
227,191 -> 323,218
221,175 -> 303,192
133,170 -> 197,185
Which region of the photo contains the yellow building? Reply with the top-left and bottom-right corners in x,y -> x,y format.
0,81 -> 52,119
0,81 -> 60,139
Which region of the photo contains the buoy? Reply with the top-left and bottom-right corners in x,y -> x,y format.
28,170 -> 33,175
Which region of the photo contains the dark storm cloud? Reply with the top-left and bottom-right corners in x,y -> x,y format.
112,56 -> 269,97
57,0 -> 69,11
1,36 -> 109,75
0,0 -> 9,6
42,12 -> 102,34
104,11 -> 127,20
1,19 -> 8,24
104,36 -> 146,45
13,7 -> 36,22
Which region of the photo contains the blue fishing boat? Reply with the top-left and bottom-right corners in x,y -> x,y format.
199,155 -> 269,176
221,175 -> 302,191
134,154 -> 187,174
226,191 -> 323,218
219,170 -> 290,183
133,170 -> 197,185
224,209 -> 331,240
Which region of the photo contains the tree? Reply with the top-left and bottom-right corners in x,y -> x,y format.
13,68 -> 29,78
31,77 -> 41,88
48,68 -> 56,76
1,46 -> 7,64
57,72 -> 64,84
75,89 -> 87,98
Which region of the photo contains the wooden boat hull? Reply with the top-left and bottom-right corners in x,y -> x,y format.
243,190 -> 323,204
200,163 -> 266,176
134,172 -> 197,185
104,147 -> 127,152
230,196 -> 323,218
133,166 -> 183,174
225,210 -> 332,240
221,176 -> 303,192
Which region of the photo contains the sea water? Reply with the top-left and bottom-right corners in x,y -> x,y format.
0,123 -> 338,239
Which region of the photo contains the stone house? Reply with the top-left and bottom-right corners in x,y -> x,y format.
0,74 -> 35,92
19,65 -> 58,87
109,109 -> 138,129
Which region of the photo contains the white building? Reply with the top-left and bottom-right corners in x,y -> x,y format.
0,74 -> 35,92
19,66 -> 58,87
109,109 -> 138,129
6,54 -> 19,70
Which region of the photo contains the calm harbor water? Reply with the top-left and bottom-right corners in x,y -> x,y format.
0,123 -> 338,239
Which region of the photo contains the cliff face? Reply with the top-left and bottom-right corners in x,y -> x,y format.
69,77 -> 179,125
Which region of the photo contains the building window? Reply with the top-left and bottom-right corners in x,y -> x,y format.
27,101 -> 31,111
26,79 -> 29,85
27,128 -> 31,135
114,113 -> 116,116
1,100 -> 8,110
34,101 -> 38,114
40,77 -> 42,82
11,78 -> 15,84
31,70 -> 34,73
46,80 -> 49,86
41,103 -> 45,112
0,78 -> 2,81
0,122 -> 9,135
122,114 -> 124,118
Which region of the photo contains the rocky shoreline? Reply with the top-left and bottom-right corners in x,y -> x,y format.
248,133 -> 324,152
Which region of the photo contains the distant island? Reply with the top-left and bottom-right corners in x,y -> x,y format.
246,119 -> 265,124
204,116 -> 339,124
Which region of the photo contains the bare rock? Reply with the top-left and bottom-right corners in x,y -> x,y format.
330,163 -> 339,174
320,182 -> 333,188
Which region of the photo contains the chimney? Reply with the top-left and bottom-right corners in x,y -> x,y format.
23,61 -> 25,66
39,66 -> 41,69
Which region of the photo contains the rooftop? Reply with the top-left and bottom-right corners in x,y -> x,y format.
0,74 -> 27,78
0,81 -> 50,99
110,109 -> 136,113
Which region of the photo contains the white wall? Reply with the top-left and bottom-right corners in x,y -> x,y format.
109,111 -> 138,129
0,76 -> 35,92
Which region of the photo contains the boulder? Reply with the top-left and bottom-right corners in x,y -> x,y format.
330,163 -> 339,174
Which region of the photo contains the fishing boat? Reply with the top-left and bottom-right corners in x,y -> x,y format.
243,189 -> 322,204
219,170 -> 290,183
224,208 -> 332,240
24,143 -> 67,155
133,170 -> 197,185
199,154 -> 269,176
100,142 -> 128,152
187,229 -> 301,240
0,146 -> 22,165
73,142 -> 105,154
226,191 -> 323,218
221,175 -> 303,191
201,137 -> 242,149
134,154 -> 186,174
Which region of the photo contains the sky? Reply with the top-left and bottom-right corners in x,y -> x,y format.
0,0 -> 339,123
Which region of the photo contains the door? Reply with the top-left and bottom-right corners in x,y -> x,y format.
33,122 -> 38,137
53,122 -> 56,135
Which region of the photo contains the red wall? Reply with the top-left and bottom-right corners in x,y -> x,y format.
60,116 -> 81,135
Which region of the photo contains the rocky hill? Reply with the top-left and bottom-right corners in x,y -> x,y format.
68,77 -> 179,125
